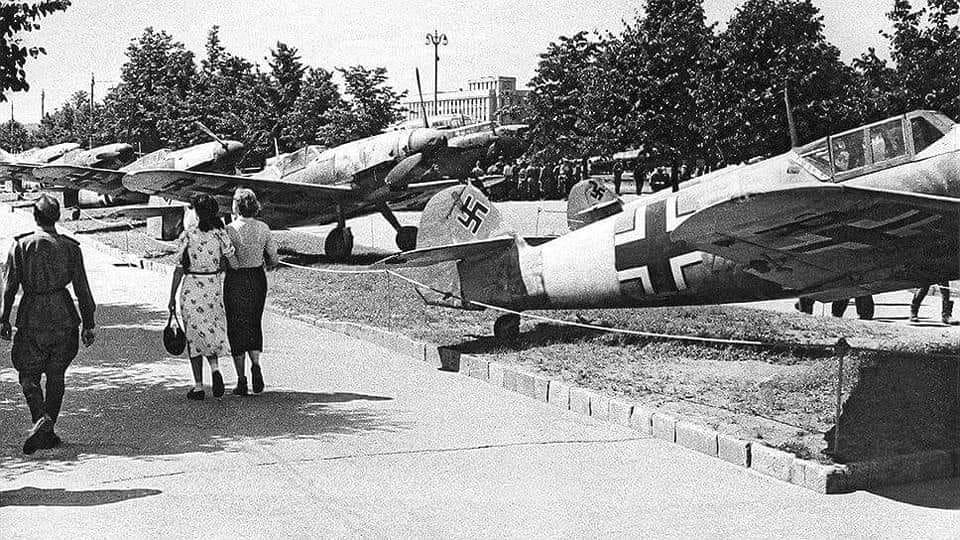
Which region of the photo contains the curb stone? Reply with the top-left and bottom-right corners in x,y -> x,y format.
67,223 -> 960,494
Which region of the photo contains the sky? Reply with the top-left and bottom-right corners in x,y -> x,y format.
2,0 -> 894,126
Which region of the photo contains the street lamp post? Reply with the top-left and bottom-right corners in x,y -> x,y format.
425,29 -> 448,118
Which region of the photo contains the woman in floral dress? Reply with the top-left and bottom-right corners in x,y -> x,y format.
168,194 -> 238,400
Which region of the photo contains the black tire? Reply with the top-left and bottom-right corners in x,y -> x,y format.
324,227 -> 353,260
493,314 -> 521,341
855,296 -> 875,320
396,226 -> 418,252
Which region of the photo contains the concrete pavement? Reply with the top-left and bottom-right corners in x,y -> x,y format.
0,206 -> 958,538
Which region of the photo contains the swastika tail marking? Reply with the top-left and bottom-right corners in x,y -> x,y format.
457,194 -> 489,235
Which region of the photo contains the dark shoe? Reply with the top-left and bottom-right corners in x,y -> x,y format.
23,415 -> 52,455
187,388 -> 205,401
909,311 -> 920,323
233,376 -> 248,396
251,364 -> 264,394
42,431 -> 62,449
212,371 -> 224,398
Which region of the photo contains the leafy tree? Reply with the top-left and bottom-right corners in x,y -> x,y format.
320,66 -> 404,146
98,27 -> 198,152
523,31 -> 603,161
0,1 -> 70,101
0,120 -> 30,152
884,0 -> 960,119
31,90 -> 104,147
695,0 -> 859,163
850,48 -> 909,123
282,67 -> 341,148
592,0 -> 713,163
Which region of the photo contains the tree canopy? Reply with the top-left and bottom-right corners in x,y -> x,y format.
0,1 -> 70,101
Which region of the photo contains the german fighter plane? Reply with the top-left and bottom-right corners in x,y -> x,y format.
1,142 -> 83,191
117,120 -> 526,259
33,128 -> 244,208
377,110 -> 960,339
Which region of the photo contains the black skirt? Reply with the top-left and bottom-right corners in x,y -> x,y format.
223,266 -> 267,354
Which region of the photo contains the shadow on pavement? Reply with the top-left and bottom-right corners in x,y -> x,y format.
868,478 -> 960,510
0,301 -> 406,480
0,486 -> 162,507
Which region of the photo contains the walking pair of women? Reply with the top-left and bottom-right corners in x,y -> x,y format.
167,189 -> 278,399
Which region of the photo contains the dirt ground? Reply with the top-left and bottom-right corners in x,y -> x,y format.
62,212 -> 960,465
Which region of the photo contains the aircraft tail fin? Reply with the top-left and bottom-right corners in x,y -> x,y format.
417,183 -> 505,249
566,178 -> 622,230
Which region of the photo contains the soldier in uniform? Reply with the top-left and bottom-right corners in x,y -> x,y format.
1,194 -> 96,454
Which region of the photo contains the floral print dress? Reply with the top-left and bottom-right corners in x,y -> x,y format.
177,227 -> 235,357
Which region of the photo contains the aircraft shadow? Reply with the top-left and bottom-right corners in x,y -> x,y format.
0,302 -> 406,480
0,486 -> 162,507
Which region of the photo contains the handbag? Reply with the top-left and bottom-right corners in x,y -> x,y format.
163,311 -> 186,355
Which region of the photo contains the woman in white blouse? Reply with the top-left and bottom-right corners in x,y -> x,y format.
224,188 -> 279,395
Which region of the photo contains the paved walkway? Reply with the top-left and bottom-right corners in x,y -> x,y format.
0,206 -> 958,538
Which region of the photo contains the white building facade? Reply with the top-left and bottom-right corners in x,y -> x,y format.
401,76 -> 528,124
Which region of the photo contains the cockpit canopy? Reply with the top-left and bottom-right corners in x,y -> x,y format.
797,110 -> 954,181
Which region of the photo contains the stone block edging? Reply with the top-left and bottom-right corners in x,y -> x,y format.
77,231 -> 960,494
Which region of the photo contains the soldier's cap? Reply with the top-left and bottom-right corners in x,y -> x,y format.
34,194 -> 60,223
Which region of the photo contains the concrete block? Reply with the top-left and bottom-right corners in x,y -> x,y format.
547,380 -> 570,409
568,387 -> 591,415
425,346 -> 459,371
146,212 -> 183,241
501,367 -> 518,392
608,399 -> 633,427
717,434 -> 750,467
675,421 -> 718,457
589,393 -> 610,420
651,412 -> 676,443
514,371 -> 536,399
629,406 -> 653,435
750,444 -> 794,483
790,459 -> 845,493
488,362 -> 505,388
458,355 -> 488,381
532,375 -> 550,402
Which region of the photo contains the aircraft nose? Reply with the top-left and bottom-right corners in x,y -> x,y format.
225,141 -> 245,155
408,128 -> 446,154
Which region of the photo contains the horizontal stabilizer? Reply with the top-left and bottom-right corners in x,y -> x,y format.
372,236 -> 517,268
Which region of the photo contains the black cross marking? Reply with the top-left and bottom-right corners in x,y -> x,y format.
615,200 -> 696,297
457,194 -> 489,235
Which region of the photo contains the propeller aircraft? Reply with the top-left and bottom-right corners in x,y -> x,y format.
376,110 -> 960,339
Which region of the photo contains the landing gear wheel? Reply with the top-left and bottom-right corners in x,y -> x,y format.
494,314 -> 521,341
396,226 -> 418,252
324,227 -> 353,260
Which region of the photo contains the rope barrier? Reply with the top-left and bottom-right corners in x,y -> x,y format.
77,208 -> 178,249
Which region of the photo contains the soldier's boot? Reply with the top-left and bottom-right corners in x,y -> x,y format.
909,304 -> 920,322
943,300 -> 955,325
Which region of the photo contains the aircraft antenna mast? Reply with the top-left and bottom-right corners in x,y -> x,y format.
783,78 -> 798,148
415,68 -> 430,128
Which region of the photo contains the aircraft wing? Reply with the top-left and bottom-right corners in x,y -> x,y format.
373,236 -> 518,268
33,165 -> 129,196
671,185 -> 960,299
124,169 -> 357,228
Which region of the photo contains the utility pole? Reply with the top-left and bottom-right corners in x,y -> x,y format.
425,29 -> 448,118
40,89 -> 45,119
89,72 -> 95,148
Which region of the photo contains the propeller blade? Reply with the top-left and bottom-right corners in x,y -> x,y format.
194,121 -> 228,150
385,153 -> 424,188
415,68 -> 430,128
